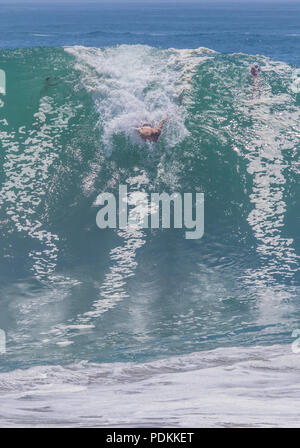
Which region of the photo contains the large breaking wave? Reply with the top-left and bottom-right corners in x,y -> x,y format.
0,45 -> 299,382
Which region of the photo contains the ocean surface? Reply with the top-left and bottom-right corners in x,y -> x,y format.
0,1 -> 300,427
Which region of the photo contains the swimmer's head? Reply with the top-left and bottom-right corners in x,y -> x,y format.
251,64 -> 261,77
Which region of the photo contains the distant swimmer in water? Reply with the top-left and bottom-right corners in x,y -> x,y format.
45,76 -> 59,89
251,64 -> 261,78
136,118 -> 168,142
250,64 -> 261,95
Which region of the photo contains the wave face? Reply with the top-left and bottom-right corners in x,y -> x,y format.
0,45 -> 300,375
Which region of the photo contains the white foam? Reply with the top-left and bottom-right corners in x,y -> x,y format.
0,344 -> 299,427
65,45 -> 211,156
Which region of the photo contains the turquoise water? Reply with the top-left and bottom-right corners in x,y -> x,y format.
0,1 -> 300,427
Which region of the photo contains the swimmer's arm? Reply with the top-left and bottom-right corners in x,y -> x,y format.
157,117 -> 169,130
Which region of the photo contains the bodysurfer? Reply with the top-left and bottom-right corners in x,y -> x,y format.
136,118 -> 168,142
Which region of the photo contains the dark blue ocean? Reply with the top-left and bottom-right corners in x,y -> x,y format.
0,1 -> 300,65
0,1 -> 300,427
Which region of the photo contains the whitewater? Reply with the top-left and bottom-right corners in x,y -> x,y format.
0,345 -> 300,428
